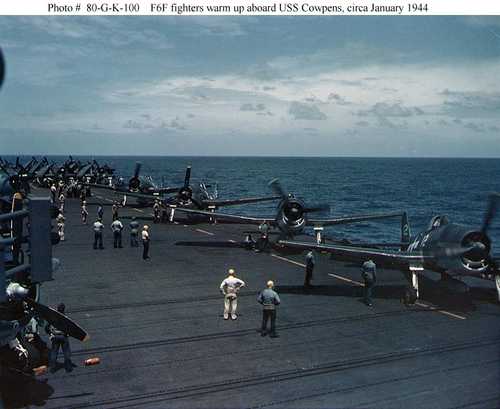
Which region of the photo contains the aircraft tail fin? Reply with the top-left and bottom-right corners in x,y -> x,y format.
401,211 -> 411,250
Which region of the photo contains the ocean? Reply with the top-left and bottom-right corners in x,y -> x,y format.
7,156 -> 500,252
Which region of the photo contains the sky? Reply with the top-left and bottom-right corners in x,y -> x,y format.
0,16 -> 500,156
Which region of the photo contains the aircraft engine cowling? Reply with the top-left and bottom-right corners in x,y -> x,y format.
178,187 -> 193,205
460,231 -> 491,273
128,177 -> 140,191
276,199 -> 306,236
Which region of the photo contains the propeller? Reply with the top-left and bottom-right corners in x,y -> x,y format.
128,162 -> 142,190
184,166 -> 192,189
481,193 -> 500,235
268,178 -> 289,199
3,283 -> 89,342
25,298 -> 89,342
429,241 -> 487,258
269,178 -> 331,219
303,203 -> 331,214
424,195 -> 500,265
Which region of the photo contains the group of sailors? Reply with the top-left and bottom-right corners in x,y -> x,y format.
52,188 -> 152,260
219,269 -> 281,337
91,211 -> 151,260
218,259 -> 376,341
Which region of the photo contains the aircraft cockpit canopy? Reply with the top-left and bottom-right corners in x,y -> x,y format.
428,215 -> 449,231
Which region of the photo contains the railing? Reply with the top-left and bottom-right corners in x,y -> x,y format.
0,197 -> 53,302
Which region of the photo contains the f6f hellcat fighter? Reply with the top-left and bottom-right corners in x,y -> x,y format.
88,162 -> 176,197
279,194 -> 500,304
175,178 -> 404,239
119,165 -> 280,214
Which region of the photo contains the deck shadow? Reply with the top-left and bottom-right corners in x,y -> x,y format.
0,371 -> 54,408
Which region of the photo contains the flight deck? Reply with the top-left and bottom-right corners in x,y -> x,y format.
3,188 -> 500,409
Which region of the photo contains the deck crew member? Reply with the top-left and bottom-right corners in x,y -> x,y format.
111,218 -> 124,248
79,189 -> 86,205
58,192 -> 65,213
50,184 -> 57,203
56,212 -> 66,241
219,269 -> 246,320
304,250 -> 315,287
93,218 -> 104,249
129,217 -> 140,247
57,181 -> 65,197
153,200 -> 161,223
97,204 -> 104,220
361,260 -> 377,306
46,303 -> 74,372
256,221 -> 270,252
496,275 -> 500,303
141,225 -> 150,260
244,233 -> 255,250
257,280 -> 280,337
81,200 -> 88,224
111,202 -> 119,221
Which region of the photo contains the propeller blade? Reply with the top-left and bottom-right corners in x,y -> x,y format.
303,203 -> 331,214
428,242 -> 486,258
481,193 -> 500,234
133,162 -> 142,178
184,166 -> 192,188
268,178 -> 288,199
25,298 -> 89,342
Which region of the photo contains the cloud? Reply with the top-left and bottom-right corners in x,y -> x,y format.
123,115 -> 186,131
179,17 -> 248,37
355,120 -> 370,127
462,16 -> 500,28
440,89 -> 500,118
240,103 -> 267,112
288,102 -> 327,120
463,121 -> 499,133
328,93 -> 350,105
169,117 -> 187,130
358,102 -> 424,118
15,17 -> 173,50
303,127 -> 318,133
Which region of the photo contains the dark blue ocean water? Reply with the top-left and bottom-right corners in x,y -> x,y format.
7,156 -> 500,252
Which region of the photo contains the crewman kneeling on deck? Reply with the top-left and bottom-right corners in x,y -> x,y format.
129,217 -> 140,247
46,303 -> 74,373
93,218 -> 104,249
142,225 -> 150,260
258,280 -> 280,337
244,233 -> 256,250
361,260 -> 377,306
256,221 -> 270,252
111,218 -> 124,248
219,269 -> 246,320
